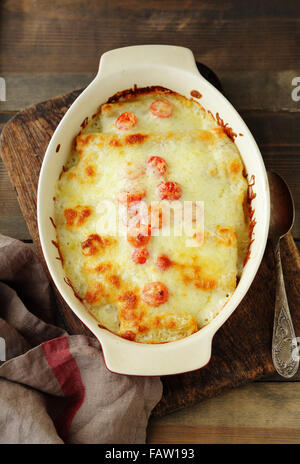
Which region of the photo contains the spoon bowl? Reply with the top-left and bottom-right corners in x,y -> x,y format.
268,171 -> 295,242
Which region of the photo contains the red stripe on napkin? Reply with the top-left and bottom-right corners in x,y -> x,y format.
42,336 -> 85,441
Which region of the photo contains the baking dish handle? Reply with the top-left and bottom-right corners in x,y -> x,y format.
98,45 -> 200,78
97,329 -> 214,376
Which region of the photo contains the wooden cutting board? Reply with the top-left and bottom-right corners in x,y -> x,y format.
1,68 -> 300,418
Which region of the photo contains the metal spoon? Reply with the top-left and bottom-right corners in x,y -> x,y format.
268,171 -> 299,378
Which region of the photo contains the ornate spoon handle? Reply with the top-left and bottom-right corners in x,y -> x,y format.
272,239 -> 299,378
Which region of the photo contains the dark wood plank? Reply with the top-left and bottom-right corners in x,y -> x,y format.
222,71 -> 300,112
0,113 -> 15,125
239,111 -> 300,239
0,158 -> 31,240
1,70 -> 300,112
148,381 -> 300,443
1,1 -> 300,73
0,74 -> 94,112
147,424 -> 300,444
0,90 -> 300,418
0,113 -> 35,239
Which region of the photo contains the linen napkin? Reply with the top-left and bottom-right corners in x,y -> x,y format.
0,234 -> 162,444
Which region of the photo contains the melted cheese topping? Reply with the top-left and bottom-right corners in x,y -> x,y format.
54,88 -> 250,343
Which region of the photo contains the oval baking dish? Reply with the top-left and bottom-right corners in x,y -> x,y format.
37,45 -> 270,376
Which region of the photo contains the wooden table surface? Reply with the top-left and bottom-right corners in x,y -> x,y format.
1,0 -> 300,444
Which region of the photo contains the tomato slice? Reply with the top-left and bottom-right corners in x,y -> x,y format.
148,204 -> 163,231
118,190 -> 146,204
141,282 -> 169,306
156,254 -> 172,271
127,226 -> 151,248
147,156 -> 167,176
115,112 -> 138,130
132,247 -> 149,264
149,100 -> 173,118
157,181 -> 182,200
120,200 -> 148,229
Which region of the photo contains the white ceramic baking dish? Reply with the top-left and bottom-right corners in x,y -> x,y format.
37,45 -> 270,376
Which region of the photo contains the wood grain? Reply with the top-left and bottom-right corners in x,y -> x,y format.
1,70 -> 300,112
148,381 -> 300,443
148,424 -> 300,444
0,87 -> 300,418
1,1 -> 300,73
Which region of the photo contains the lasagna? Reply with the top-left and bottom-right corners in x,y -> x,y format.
53,87 -> 250,343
